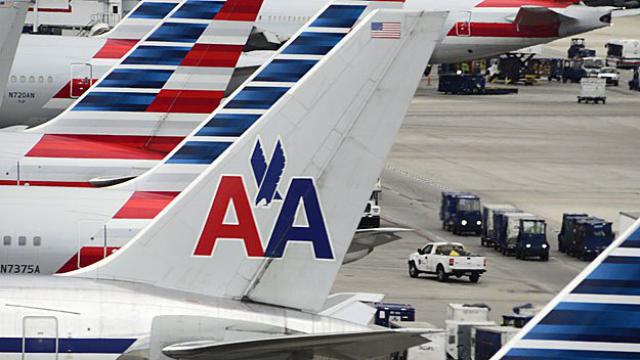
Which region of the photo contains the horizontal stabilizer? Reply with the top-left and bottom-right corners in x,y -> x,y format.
163,330 -> 429,360
320,292 -> 385,325
345,228 -> 414,264
511,6 -> 576,26
613,8 -> 640,17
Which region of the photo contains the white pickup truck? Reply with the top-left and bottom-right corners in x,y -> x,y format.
408,242 -> 487,283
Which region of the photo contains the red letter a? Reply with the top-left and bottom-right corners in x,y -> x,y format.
194,176 -> 264,257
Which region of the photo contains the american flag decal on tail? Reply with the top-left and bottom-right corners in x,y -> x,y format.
371,21 -> 401,39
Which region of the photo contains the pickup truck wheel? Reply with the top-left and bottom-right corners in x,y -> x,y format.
469,273 -> 480,283
436,266 -> 448,282
408,262 -> 419,278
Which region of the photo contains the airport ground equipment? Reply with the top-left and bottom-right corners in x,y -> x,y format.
359,179 -> 382,229
630,66 -> 640,90
605,39 -> 640,69
571,217 -> 614,259
578,77 -> 607,104
409,242 -> 487,283
447,320 -> 496,360
438,74 -> 485,94
568,38 -> 586,59
440,192 -> 482,235
448,304 -> 491,322
581,56 -> 606,77
492,209 -> 522,250
558,213 -> 589,252
597,66 -> 620,86
472,326 -> 520,360
562,59 -> 587,83
481,204 -> 518,247
495,212 -> 536,256
514,216 -> 549,261
374,303 -> 416,328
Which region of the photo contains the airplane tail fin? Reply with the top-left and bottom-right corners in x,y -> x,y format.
28,0 -> 262,151
492,219 -> 640,359
0,0 -> 30,108
67,7 -> 448,312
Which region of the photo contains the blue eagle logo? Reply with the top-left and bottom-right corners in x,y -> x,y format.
250,138 -> 286,207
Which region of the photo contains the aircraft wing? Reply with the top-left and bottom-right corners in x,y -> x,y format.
162,330 -> 430,360
319,292 -> 385,325
613,8 -> 640,17
510,5 -> 577,27
344,228 -> 414,264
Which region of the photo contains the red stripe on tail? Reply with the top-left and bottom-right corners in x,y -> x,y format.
181,44 -> 244,67
146,89 -> 224,113
94,39 -> 138,59
114,191 -> 180,219
26,134 -> 183,160
56,246 -> 120,273
215,0 -> 263,21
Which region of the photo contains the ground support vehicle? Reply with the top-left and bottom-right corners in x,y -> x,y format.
572,217 -> 614,260
606,39 -> 640,69
496,212 -> 544,257
558,213 -> 589,253
374,303 -> 415,328
440,192 -> 482,235
597,67 -> 620,86
472,326 -> 519,360
409,242 -> 487,283
562,59 -> 587,83
358,179 -> 382,229
630,67 -> 640,91
481,204 -> 517,247
494,211 -> 525,254
438,74 -> 486,95
578,78 -> 606,104
514,216 -> 549,261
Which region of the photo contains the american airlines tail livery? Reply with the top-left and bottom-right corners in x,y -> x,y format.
493,218 -> 640,359
2,0 -> 617,128
0,6 -> 447,358
0,0 -> 442,276
0,0 -> 262,188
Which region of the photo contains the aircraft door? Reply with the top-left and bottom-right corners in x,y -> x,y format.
77,221 -> 108,270
455,11 -> 472,37
70,63 -> 93,99
23,316 -> 58,360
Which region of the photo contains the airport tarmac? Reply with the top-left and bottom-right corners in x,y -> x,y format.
333,72 -> 640,327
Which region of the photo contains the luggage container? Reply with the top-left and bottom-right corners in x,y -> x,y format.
392,321 -> 446,360
374,303 -> 415,328
578,77 -> 606,104
446,320 -> 496,360
572,217 -> 614,260
447,303 -> 490,322
472,326 -> 520,360
496,212 -> 536,256
492,210 -> 522,251
558,213 -> 589,253
481,204 -> 518,247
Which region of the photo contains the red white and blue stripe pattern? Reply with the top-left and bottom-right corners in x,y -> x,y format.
53,0 -> 406,273
3,0 -> 261,188
494,219 -> 640,359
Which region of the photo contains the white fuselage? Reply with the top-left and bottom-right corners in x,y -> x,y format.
1,0 -> 613,128
0,276 -> 366,359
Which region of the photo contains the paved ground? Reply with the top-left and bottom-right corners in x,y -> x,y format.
333,16 -> 640,327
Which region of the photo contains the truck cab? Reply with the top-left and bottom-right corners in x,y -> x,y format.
558,213 -> 589,253
359,179 -> 382,229
515,217 -> 549,261
573,217 -> 614,260
481,204 -> 517,247
440,192 -> 482,236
